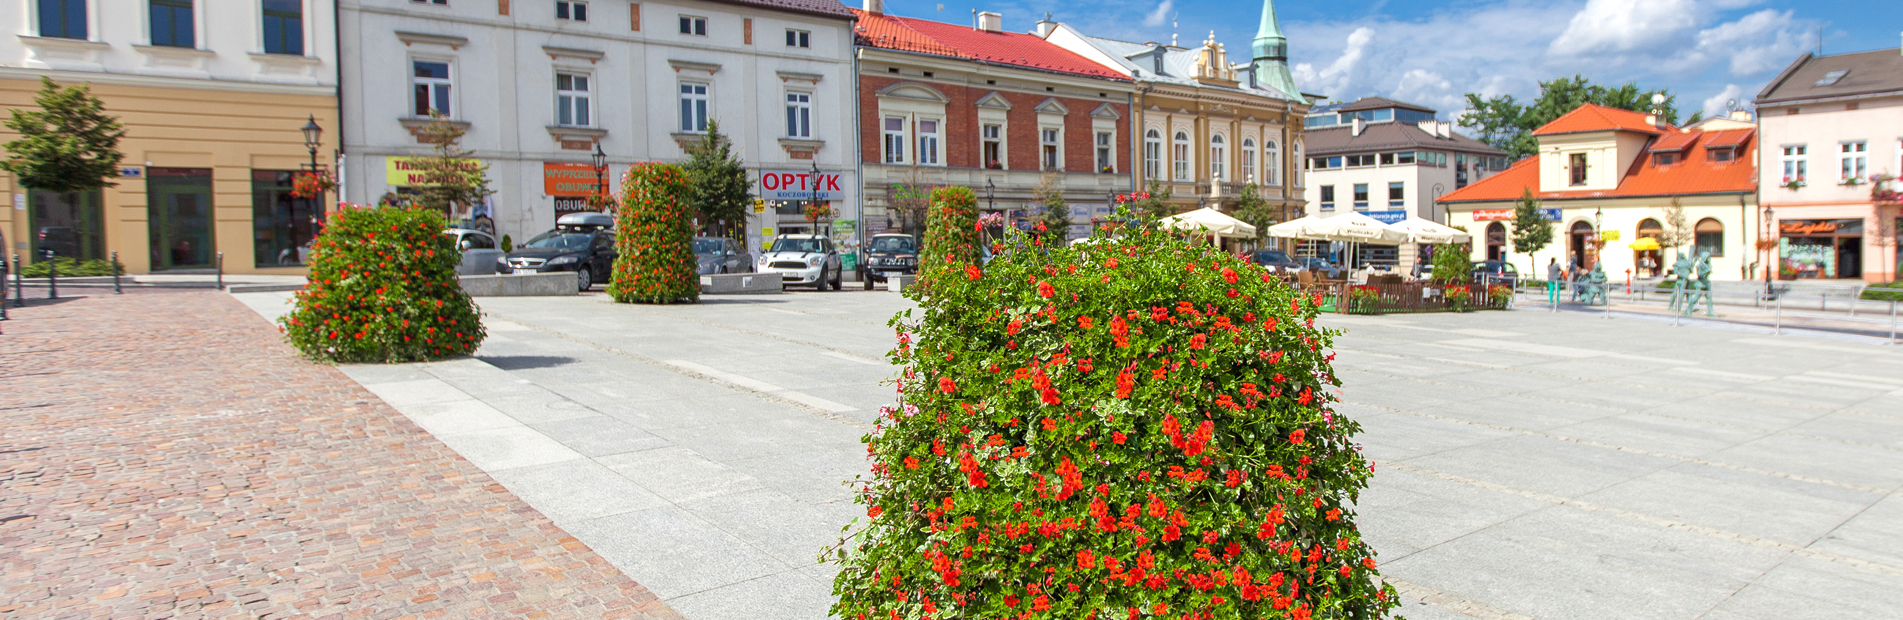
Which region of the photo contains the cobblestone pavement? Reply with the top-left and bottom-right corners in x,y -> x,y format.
0,290 -> 681,619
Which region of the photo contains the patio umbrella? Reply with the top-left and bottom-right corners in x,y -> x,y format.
1388,215 -> 1472,244
1629,237 -> 1661,251
1266,214 -> 1324,239
1159,207 -> 1257,239
1302,211 -> 1410,244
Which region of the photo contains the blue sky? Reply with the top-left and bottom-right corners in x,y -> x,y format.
876,0 -> 1898,121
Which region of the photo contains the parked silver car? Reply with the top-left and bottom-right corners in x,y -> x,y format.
444,228 -> 506,275
694,237 -> 752,274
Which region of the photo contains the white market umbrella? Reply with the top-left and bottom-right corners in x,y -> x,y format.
1388,215 -> 1472,244
1159,207 -> 1258,239
1303,211 -> 1410,244
1266,214 -> 1325,239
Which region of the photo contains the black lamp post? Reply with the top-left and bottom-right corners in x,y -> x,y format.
591,143 -> 607,215
1593,206 -> 1603,269
1763,205 -> 1775,298
810,161 -> 823,235
301,115 -> 322,173
986,179 -> 996,212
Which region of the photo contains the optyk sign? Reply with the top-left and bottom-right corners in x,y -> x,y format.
759,170 -> 843,201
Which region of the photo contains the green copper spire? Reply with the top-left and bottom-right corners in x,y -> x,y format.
1252,0 -> 1286,61
1250,0 -> 1304,102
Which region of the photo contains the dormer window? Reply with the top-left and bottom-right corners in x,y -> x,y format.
1568,152 -> 1588,186
1708,147 -> 1735,163
1815,70 -> 1848,86
1654,153 -> 1678,166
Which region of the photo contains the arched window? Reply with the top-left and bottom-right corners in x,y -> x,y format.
1143,129 -> 1162,181
1292,140 -> 1302,187
1265,140 -> 1280,186
1173,131 -> 1191,181
1694,218 -> 1724,257
1637,218 -> 1662,240
1210,134 -> 1226,181
1241,138 -> 1257,183
1571,220 -> 1598,269
1486,222 -> 1507,262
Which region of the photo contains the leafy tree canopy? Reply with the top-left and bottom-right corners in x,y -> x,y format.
1232,184 -> 1278,241
1460,75 -> 1695,161
413,112 -> 493,220
683,120 -> 753,240
1,77 -> 126,194
1509,189 -> 1554,256
1033,172 -> 1071,242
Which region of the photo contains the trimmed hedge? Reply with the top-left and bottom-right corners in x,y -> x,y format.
1862,281 -> 1903,302
279,205 -> 484,363
19,257 -> 123,277
832,220 -> 1397,619
609,163 -> 699,304
917,186 -> 981,293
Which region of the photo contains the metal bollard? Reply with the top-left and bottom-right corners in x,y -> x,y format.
216,252 -> 224,291
1890,301 -> 1897,345
111,251 -> 122,294
1774,296 -> 1782,335
10,254 -> 21,308
46,253 -> 57,300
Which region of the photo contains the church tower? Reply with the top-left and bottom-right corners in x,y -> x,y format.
1251,0 -> 1302,101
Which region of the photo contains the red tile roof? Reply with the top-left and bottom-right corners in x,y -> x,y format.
1439,126 -> 1755,203
1648,131 -> 1698,152
1531,104 -> 1668,136
712,0 -> 854,19
1703,128 -> 1753,148
852,10 -> 1130,81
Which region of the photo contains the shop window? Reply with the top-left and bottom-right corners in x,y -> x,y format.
262,0 -> 303,55
1694,218 -> 1724,257
253,170 -> 323,267
147,168 -> 217,270
38,0 -> 87,39
28,189 -> 105,261
151,0 -> 195,47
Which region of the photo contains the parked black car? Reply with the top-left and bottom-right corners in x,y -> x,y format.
1252,249 -> 1303,274
36,226 -> 78,259
504,212 -> 617,291
860,233 -> 918,289
1471,260 -> 1520,285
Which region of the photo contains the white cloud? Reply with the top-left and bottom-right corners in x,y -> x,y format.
1695,9 -> 1810,76
1142,0 -> 1171,28
1701,84 -> 1745,119
1549,0 -> 1702,57
1292,27 -> 1373,99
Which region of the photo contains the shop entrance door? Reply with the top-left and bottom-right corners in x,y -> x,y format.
147,168 -> 216,270
1568,221 -> 1595,269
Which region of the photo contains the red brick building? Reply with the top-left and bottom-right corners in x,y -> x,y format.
853,7 -> 1136,239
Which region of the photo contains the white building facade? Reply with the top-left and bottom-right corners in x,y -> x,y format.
338,0 -> 859,251
1300,98 -> 1507,223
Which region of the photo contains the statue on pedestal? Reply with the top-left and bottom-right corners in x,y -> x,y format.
1667,252 -> 1694,312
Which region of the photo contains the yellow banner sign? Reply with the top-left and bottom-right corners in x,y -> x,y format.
386,156 -> 482,186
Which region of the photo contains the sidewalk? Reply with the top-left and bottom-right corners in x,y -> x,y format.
0,289 -> 679,619
1514,290 -> 1903,344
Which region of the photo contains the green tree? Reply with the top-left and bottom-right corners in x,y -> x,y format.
1431,241 -> 1473,284
1232,183 -> 1278,241
1,77 -> 126,194
413,112 -> 493,221
1509,189 -> 1554,265
683,120 -> 752,239
1032,172 -> 1070,242
1461,75 -> 1682,161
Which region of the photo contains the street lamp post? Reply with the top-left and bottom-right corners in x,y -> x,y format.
810,161 -> 823,236
1763,205 -> 1775,299
300,116 -> 324,258
591,142 -> 607,202
301,115 -> 323,173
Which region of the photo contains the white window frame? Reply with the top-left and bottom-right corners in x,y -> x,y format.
147,0 -> 199,48
982,123 -> 1004,169
556,0 -> 587,21
1172,130 -> 1191,181
1240,138 -> 1256,184
785,92 -> 812,138
1096,131 -> 1114,173
785,29 -> 810,48
1210,134 -> 1227,182
1779,145 -> 1807,184
679,15 -> 707,36
917,118 -> 942,166
1388,181 -> 1404,208
1041,126 -> 1062,171
1841,141 -> 1867,181
1352,183 -> 1369,210
556,72 -> 591,127
32,0 -> 96,39
678,82 -> 709,133
1144,128 -> 1162,180
882,116 -> 906,164
411,57 -> 455,117
1265,139 -> 1280,186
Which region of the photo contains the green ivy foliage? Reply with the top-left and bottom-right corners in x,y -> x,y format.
917,186 -> 981,293
1430,244 -> 1473,285
609,162 -> 699,304
279,205 -> 484,363
18,257 -> 123,278
832,218 -> 1397,620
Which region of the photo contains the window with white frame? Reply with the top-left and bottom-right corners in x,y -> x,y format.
557,0 -> 587,20
412,0 -> 447,4
1780,145 -> 1807,184
413,60 -> 453,116
1210,134 -> 1226,181
678,83 -> 708,132
262,0 -> 304,55
151,0 -> 195,48
1096,132 -> 1113,173
786,29 -> 810,48
38,0 -> 88,39
1172,131 -> 1190,180
1144,129 -> 1162,180
679,15 -> 706,35
983,124 -> 1003,169
1041,128 -> 1061,170
785,93 -> 811,138
1265,140 -> 1280,185
1841,141 -> 1867,181
556,73 -> 591,126
1388,182 -> 1404,207
917,119 -> 941,165
1241,138 -> 1256,183
883,117 -> 905,163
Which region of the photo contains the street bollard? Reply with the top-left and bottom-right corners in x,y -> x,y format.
46,253 -> 57,300
11,254 -> 21,308
1774,296 -> 1782,335
1891,301 -> 1897,345
216,252 -> 225,291
111,251 -> 122,294
0,256 -> 7,321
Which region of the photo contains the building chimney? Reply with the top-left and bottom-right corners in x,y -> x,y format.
1436,122 -> 1451,139
977,11 -> 1003,33
1729,109 -> 1752,122
1644,113 -> 1658,127
864,0 -> 882,13
1034,13 -> 1055,37
1351,117 -> 1365,137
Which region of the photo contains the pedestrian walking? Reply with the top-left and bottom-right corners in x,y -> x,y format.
1547,258 -> 1563,303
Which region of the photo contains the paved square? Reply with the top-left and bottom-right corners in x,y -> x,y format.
231,290 -> 1903,620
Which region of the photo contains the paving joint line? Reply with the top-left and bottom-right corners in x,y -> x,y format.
1384,577 -> 1536,620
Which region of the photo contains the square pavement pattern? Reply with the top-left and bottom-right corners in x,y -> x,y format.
40,285 -> 1903,619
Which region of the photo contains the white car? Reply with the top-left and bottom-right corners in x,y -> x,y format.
757,234 -> 843,290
